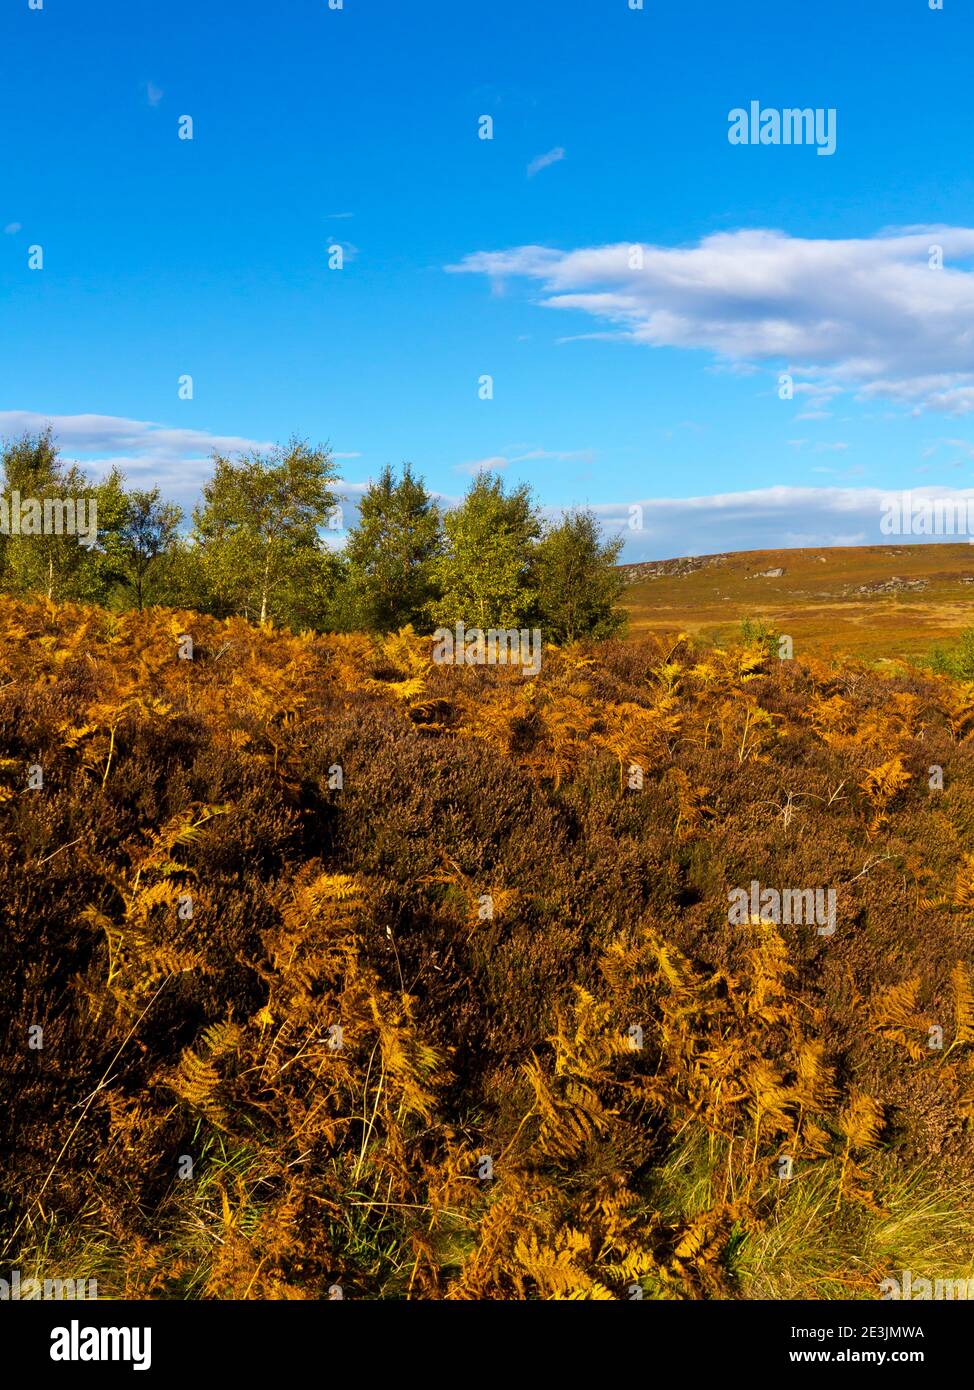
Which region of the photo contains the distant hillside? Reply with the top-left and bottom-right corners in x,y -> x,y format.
620,542 -> 974,663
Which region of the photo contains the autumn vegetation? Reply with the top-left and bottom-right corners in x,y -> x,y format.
2,588 -> 974,1298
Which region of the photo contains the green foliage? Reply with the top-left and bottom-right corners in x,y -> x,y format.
103,486 -> 184,611
931,627 -> 974,679
0,430 -> 123,604
192,438 -> 340,626
429,471 -> 541,630
343,464 -> 441,632
534,509 -> 627,643
1,435 -> 633,646
738,616 -> 781,658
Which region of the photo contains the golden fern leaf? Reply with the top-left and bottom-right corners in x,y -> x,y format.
260,1019 -> 296,1081
794,1041 -> 834,1104
380,626 -> 428,676
866,977 -> 925,1033
522,1055 -> 607,1159
745,920 -> 794,1025
689,659 -> 719,684
860,758 -> 912,801
939,680 -> 974,740
613,1247 -> 660,1283
650,936 -> 693,991
142,944 -> 206,986
201,1021 -> 244,1058
837,1092 -> 885,1152
834,1093 -> 887,1215
670,768 -> 713,841
514,1229 -> 594,1297
801,1119 -> 833,1156
128,880 -> 180,920
948,963 -> 974,1054
171,1048 -> 225,1123
951,1062 -> 974,1124
167,804 -> 231,847
552,1284 -> 616,1300
953,856 -> 974,911
746,1060 -> 795,1136
810,693 -> 854,744
58,722 -> 99,749
859,756 -> 912,834
871,978 -> 921,1024
366,672 -> 427,704
598,931 -> 661,1002
669,1207 -> 733,1287
304,872 -> 364,907
736,647 -> 768,681
672,1215 -> 715,1263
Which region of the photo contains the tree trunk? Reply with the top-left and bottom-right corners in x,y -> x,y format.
259,546 -> 271,625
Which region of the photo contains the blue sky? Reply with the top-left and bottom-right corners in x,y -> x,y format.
3,0 -> 974,558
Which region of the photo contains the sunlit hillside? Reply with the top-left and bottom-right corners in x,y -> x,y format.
622,543 -> 974,664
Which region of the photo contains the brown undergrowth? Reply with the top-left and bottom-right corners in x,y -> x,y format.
2,597 -> 974,1298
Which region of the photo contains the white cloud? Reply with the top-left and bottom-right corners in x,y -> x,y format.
448,226 -> 974,414
454,445 -> 594,474
511,447 -> 594,463
526,147 -> 566,178
0,411 -> 272,479
0,410 -> 373,537
587,484 -> 974,560
4,222 -> 21,235
145,81 -> 164,108
455,454 -> 511,475
0,412 -> 363,514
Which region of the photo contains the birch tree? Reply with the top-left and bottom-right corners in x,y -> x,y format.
193,439 -> 339,625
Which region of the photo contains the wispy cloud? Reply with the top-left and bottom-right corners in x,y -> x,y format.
0,410 -> 269,471
448,226 -> 974,414
0,411 -> 348,513
455,454 -> 511,475
454,445 -> 594,474
145,81 -> 164,108
4,222 -> 21,235
924,436 -> 974,461
512,446 -> 594,463
526,146 -> 565,178
0,410 -> 374,531
587,484 -> 974,561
